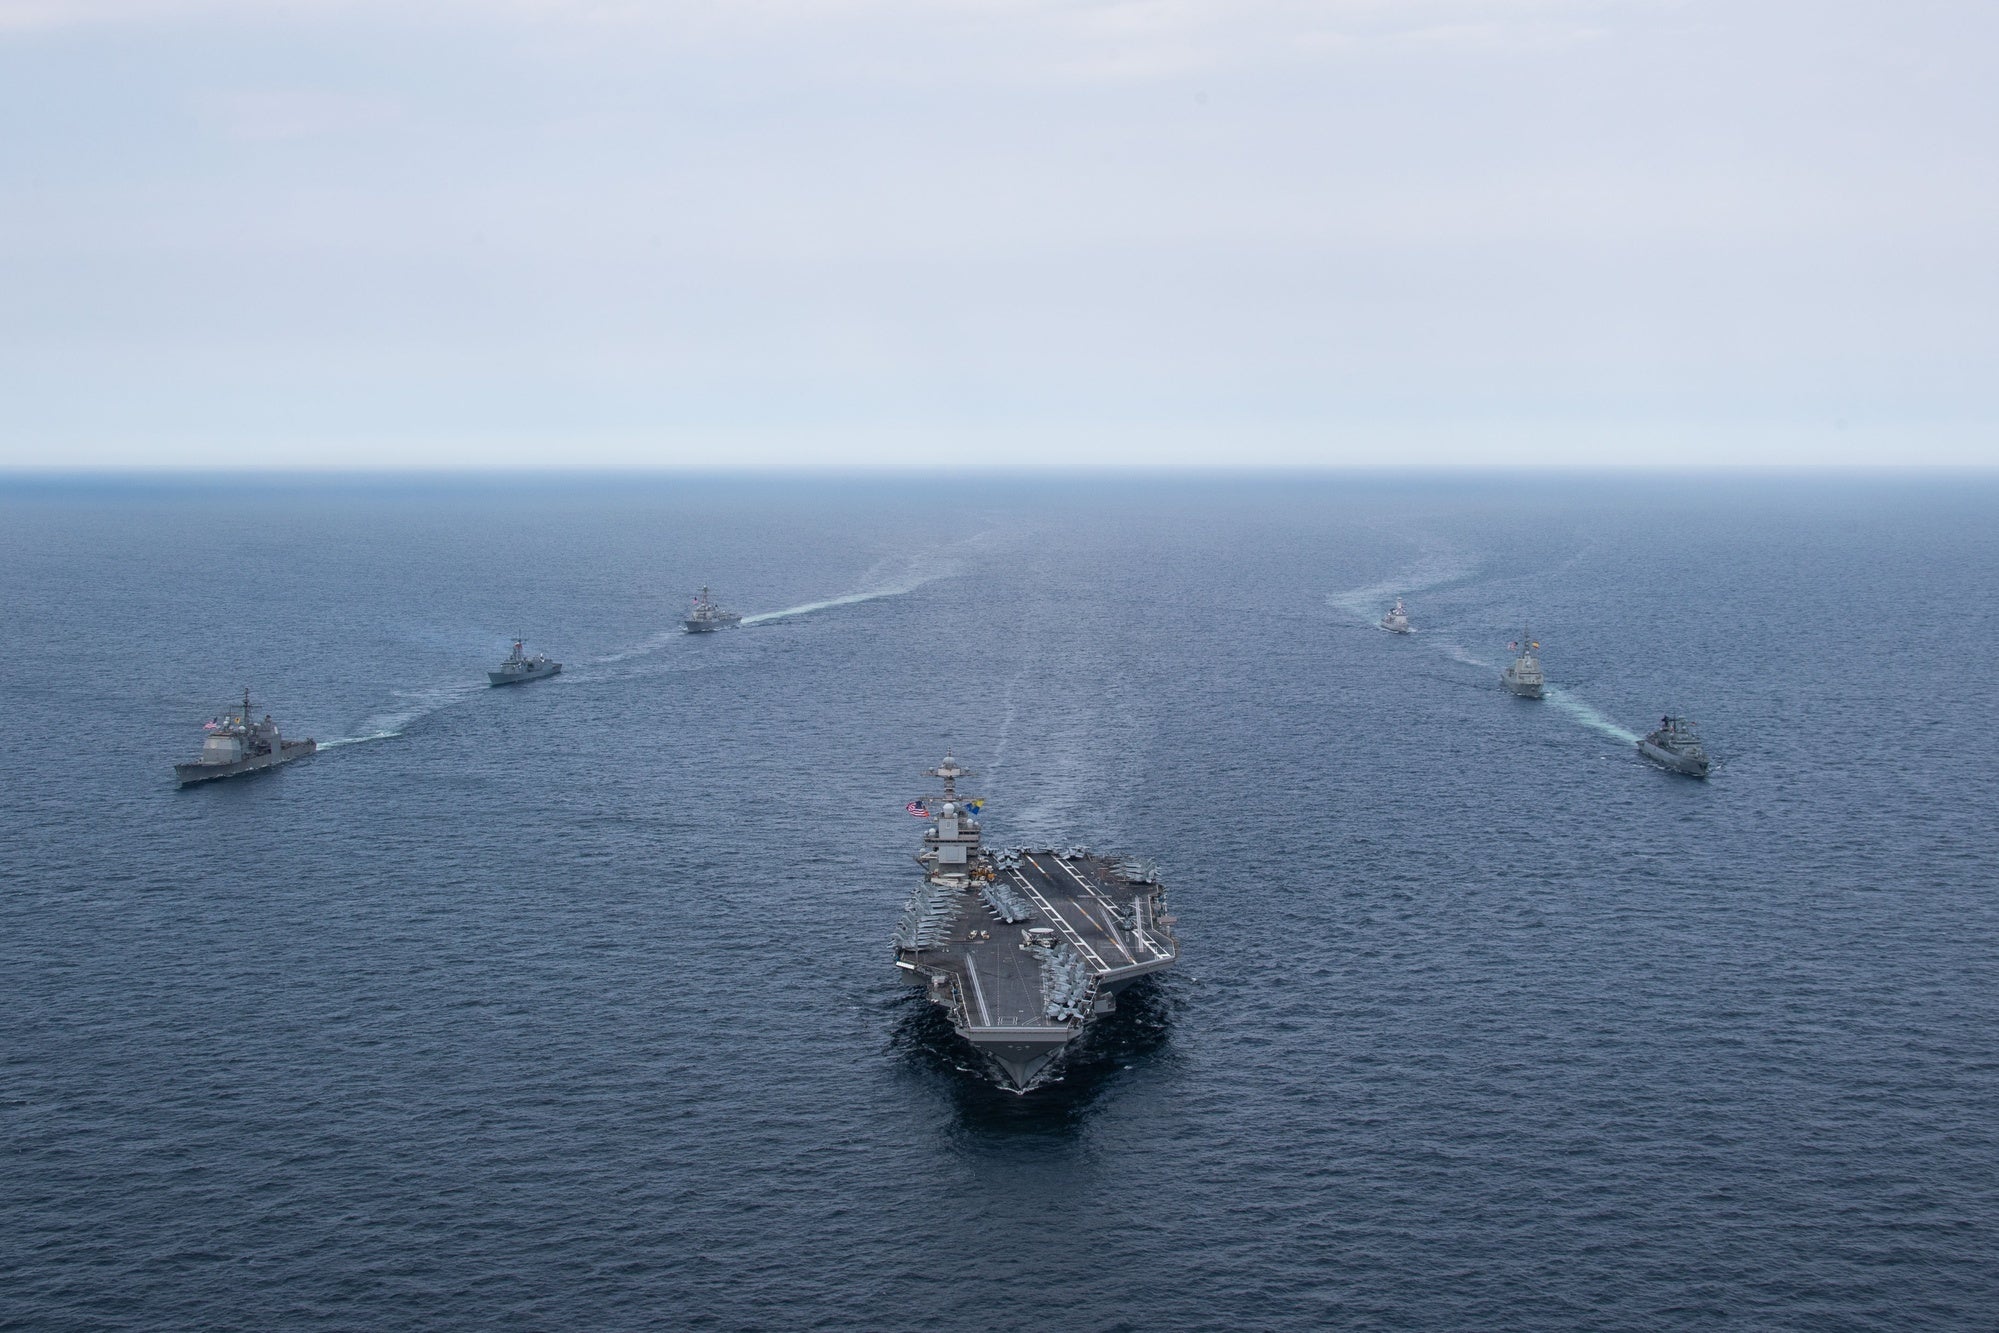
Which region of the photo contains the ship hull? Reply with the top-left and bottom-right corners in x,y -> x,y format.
1502,672 -> 1543,698
959,1027 -> 1075,1093
488,663 -> 561,685
1638,739 -> 1709,777
174,739 -> 316,787
683,619 -> 741,633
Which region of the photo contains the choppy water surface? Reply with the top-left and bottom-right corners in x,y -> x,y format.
4,471 -> 1996,1330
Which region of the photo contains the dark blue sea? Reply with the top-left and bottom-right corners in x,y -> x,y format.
4,471 -> 1996,1331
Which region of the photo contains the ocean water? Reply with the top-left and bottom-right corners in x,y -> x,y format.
3,470 -> 1996,1331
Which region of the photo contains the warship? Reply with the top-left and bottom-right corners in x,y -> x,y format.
174,689 -> 316,787
488,639 -> 561,686
683,586 -> 743,633
1502,631 -> 1545,698
893,755 -> 1179,1093
1380,599 -> 1413,634
1639,715 -> 1710,778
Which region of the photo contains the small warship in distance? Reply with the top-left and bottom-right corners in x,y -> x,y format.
683,586 -> 742,633
1639,715 -> 1710,778
489,639 -> 561,686
174,689 -> 316,787
893,755 -> 1179,1093
1381,599 -> 1413,634
1502,631 -> 1545,698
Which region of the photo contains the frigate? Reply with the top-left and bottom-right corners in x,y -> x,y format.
1502,631 -> 1545,698
174,689 -> 316,787
683,586 -> 743,633
893,755 -> 1179,1093
1380,598 -> 1413,634
488,639 -> 562,686
1639,715 -> 1710,778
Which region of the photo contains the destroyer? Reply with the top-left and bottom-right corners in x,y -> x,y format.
174,689 -> 316,787
1502,631 -> 1544,698
488,639 -> 561,686
1380,599 -> 1413,634
683,586 -> 743,633
1639,715 -> 1710,778
892,755 -> 1179,1093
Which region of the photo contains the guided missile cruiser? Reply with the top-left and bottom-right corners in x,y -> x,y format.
892,755 -> 1179,1093
174,689 -> 316,787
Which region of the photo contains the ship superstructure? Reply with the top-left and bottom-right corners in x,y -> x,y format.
683,587 -> 743,633
174,689 -> 316,787
893,755 -> 1178,1093
1502,630 -> 1545,698
488,639 -> 561,686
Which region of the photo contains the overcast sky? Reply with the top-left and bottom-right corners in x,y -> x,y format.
1,0 -> 1994,466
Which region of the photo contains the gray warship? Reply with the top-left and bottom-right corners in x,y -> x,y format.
1380,598 -> 1413,634
489,639 -> 561,686
893,755 -> 1179,1093
1639,715 -> 1710,778
683,586 -> 743,633
174,689 -> 316,787
1502,631 -> 1544,698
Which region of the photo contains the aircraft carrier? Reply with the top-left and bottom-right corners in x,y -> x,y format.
893,755 -> 1178,1093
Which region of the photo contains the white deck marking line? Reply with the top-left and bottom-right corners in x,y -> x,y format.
1013,862 -> 1109,970
1067,899 -> 1136,965
1052,858 -> 1157,963
962,953 -> 994,1027
1129,895 -> 1168,961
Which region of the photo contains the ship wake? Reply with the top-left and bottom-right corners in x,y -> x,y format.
1544,686 -> 1642,744
325,680 -> 487,747
1326,539 -> 1480,624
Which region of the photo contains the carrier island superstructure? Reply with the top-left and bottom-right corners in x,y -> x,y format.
893,755 -> 1178,1093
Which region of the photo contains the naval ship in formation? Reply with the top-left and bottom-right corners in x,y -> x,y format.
489,639 -> 561,686
893,756 -> 1179,1093
1639,716 -> 1710,778
1380,599 -> 1413,634
1501,631 -> 1544,698
174,690 -> 316,787
684,587 -> 743,633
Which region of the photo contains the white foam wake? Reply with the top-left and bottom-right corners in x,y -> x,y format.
741,583 -> 916,625
1327,539 -> 1479,623
1544,686 -> 1642,744
594,630 -> 681,664
325,680 -> 487,747
1438,642 -> 1492,669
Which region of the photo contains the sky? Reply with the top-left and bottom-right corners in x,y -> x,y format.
0,0 -> 1994,467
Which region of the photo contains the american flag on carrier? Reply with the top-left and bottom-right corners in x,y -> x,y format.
905,800 -> 930,817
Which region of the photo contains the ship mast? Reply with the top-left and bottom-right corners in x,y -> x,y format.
924,753 -> 972,802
